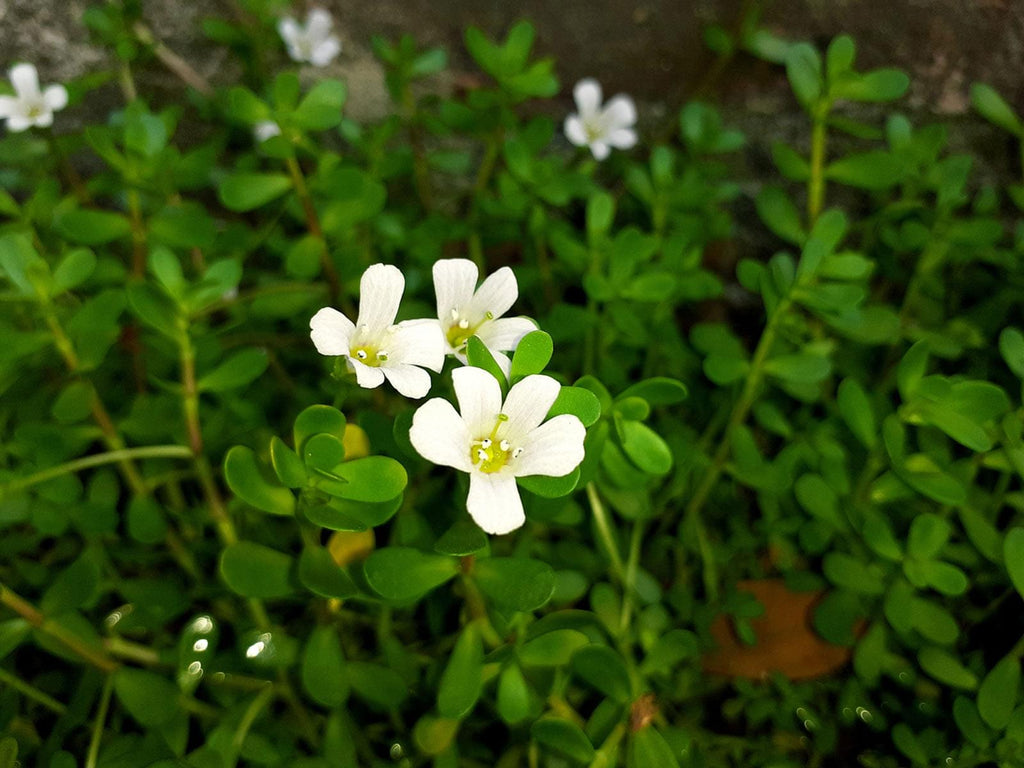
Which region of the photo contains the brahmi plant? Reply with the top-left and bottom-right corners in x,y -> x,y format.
5,0 -> 1024,766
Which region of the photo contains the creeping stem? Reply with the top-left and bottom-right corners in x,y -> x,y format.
807,99 -> 831,224
284,156 -> 343,308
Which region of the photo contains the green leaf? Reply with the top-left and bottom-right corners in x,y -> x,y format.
52,380 -> 94,424
518,468 -> 581,498
999,327 -> 1024,378
531,718 -> 596,764
519,629 -> 591,667
413,715 -> 459,756
52,249 -> 96,294
293,80 -> 347,130
639,629 -> 699,675
629,727 -> 682,768
892,723 -> 928,765
363,547 -> 458,601
301,626 -> 348,707
971,83 -> 1022,134
126,283 -> 178,336
571,645 -> 631,702
224,446 -> 295,516
198,348 -> 268,392
756,186 -> 805,244
832,69 -> 910,102
113,668 -> 180,727
825,151 -> 903,189
908,598 -> 959,645
510,331 -> 553,379
907,513 -> 950,560
823,552 -> 886,595
324,456 -> 408,503
837,378 -> 877,449
825,35 -> 856,80
978,655 -> 1020,730
785,43 -> 823,107
0,234 -> 46,295
220,541 -> 294,598
52,208 -> 131,245
549,386 -> 602,427
919,646 -> 978,690
1005,528 -> 1024,599
303,433 -> 346,472
347,661 -> 409,709
293,405 -> 346,452
794,474 -> 841,526
897,341 -> 929,400
218,173 -> 292,212
42,553 -> 101,613
270,437 -> 306,488
764,353 -> 831,384
496,664 -> 533,725
434,519 -> 489,556
618,377 -> 688,406
0,620 -> 31,662
227,86 -> 270,124
473,557 -> 555,612
437,624 -> 484,719
298,547 -> 357,599
770,142 -> 810,181
618,420 -> 673,476
466,335 -> 507,393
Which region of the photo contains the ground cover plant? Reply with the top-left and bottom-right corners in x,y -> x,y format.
3,2 -> 1024,766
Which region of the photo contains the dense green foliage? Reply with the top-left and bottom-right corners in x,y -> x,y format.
3,1 -> 1024,766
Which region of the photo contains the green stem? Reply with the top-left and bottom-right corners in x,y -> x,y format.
0,583 -> 119,673
2,446 -> 191,496
807,100 -> 830,224
619,521 -> 645,634
127,188 -> 147,279
587,484 -> 626,581
682,295 -> 794,601
0,667 -> 67,715
402,86 -> 433,210
587,722 -> 627,768
85,676 -> 114,768
284,156 -> 343,309
226,685 -> 275,768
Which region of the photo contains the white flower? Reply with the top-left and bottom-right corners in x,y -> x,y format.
310,264 -> 445,399
409,366 -> 586,535
433,259 -> 536,370
278,9 -> 342,67
563,78 -> 637,161
0,64 -> 68,133
253,120 -> 281,143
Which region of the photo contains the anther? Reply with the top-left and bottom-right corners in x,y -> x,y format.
476,449 -> 489,461
377,350 -> 389,362
512,447 -> 524,458
450,308 -> 460,320
458,319 -> 470,329
356,350 -> 368,360
480,438 -> 492,449
499,439 -> 510,451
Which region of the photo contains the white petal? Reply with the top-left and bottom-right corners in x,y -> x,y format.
467,472 -> 525,535
602,95 -> 637,129
606,127 -> 638,150
43,84 -> 67,111
564,115 -> 587,147
383,364 -> 432,399
310,307 -> 355,356
573,78 -> 602,117
433,258 -> 478,322
9,64 -> 40,100
254,121 -> 281,142
409,398 -> 473,471
277,17 -> 301,45
355,263 -> 404,333
310,37 -> 342,66
493,351 -> 512,379
590,141 -> 611,161
465,266 -> 518,322
305,8 -> 334,42
389,319 -> 446,372
452,365 -> 502,436
351,359 -> 386,389
512,414 -> 586,478
476,317 -> 537,353
500,375 -> 561,443
32,110 -> 53,128
5,114 -> 31,132
0,96 -> 16,119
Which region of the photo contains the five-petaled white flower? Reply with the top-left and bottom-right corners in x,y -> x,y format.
409,366 -> 586,535
253,120 -> 281,143
278,9 -> 342,67
0,63 -> 68,133
564,78 -> 637,161
433,258 -> 536,370
310,264 -> 445,399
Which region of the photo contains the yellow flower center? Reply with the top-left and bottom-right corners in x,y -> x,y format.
468,414 -> 524,474
351,344 -> 389,367
446,310 -> 494,351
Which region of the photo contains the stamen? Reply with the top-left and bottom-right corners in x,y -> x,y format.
458,319 -> 470,329
450,308 -> 460,320
512,447 -> 524,458
480,438 -> 492,449
499,440 -> 510,451
377,351 -> 389,362
485,311 -> 494,320
476,449 -> 489,462
355,350 -> 368,360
